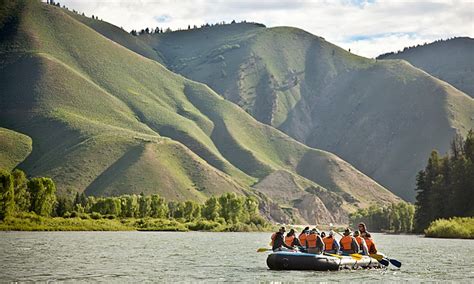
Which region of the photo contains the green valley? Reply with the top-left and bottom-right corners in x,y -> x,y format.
0,0 -> 401,225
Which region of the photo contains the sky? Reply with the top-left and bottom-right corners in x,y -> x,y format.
56,0 -> 474,58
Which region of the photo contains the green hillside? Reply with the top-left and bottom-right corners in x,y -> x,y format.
0,0 -> 401,224
142,24 -> 474,201
377,37 -> 474,98
0,127 -> 32,170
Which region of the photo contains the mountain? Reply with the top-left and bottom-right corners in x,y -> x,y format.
140,23 -> 474,201
377,37 -> 474,98
0,0 -> 400,224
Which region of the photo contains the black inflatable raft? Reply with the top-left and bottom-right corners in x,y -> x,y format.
266,251 -> 384,271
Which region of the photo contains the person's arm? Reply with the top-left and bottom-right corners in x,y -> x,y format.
293,237 -> 301,247
333,239 -> 340,253
352,238 -> 360,254
317,236 -> 325,251
361,239 -> 368,255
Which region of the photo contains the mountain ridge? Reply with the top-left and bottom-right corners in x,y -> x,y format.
139,22 -> 474,201
0,0 -> 401,224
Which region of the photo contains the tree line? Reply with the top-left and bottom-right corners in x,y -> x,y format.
130,21 -> 266,36
0,168 -> 266,227
414,130 -> 474,232
349,202 -> 415,233
0,169 -> 56,220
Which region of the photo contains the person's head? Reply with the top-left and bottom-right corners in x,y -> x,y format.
287,229 -> 295,236
343,228 -> 352,236
328,230 -> 334,237
303,226 -> 310,232
353,230 -> 360,237
358,222 -> 366,232
364,232 -> 372,239
321,231 -> 326,238
279,226 -> 286,234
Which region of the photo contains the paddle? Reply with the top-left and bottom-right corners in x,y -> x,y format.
257,248 -> 271,252
370,253 -> 401,268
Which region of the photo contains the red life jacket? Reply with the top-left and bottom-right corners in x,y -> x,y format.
340,235 -> 353,251
284,235 -> 295,247
323,236 -> 334,251
365,237 -> 377,254
299,233 -> 307,246
306,234 -> 317,248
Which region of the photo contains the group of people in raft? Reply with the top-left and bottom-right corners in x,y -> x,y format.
271,222 -> 377,255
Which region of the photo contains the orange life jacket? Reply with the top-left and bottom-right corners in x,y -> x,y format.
355,236 -> 363,246
285,235 -> 295,247
365,237 -> 377,254
340,235 -> 353,251
299,233 -> 307,246
323,236 -> 334,251
270,233 -> 276,246
306,233 -> 317,248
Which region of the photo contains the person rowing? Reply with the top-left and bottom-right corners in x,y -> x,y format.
323,230 -> 340,254
306,228 -> 324,254
285,229 -> 302,248
339,228 -> 359,255
271,226 -> 294,251
353,230 -> 369,255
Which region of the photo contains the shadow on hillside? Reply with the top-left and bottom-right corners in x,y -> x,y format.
84,145 -> 144,196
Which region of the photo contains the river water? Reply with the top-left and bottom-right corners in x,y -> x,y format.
0,232 -> 473,282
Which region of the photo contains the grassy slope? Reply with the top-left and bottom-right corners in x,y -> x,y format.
378,37 -> 474,98
145,24 -> 474,201
0,1 -> 400,223
0,127 -> 32,170
67,11 -> 166,65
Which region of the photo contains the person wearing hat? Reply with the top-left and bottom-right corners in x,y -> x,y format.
271,226 -> 294,251
339,228 -> 359,254
298,226 -> 310,250
306,228 -> 325,254
353,230 -> 369,255
323,230 -> 340,254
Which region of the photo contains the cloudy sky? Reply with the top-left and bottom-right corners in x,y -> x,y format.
57,0 -> 473,58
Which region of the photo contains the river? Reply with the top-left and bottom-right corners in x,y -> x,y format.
0,232 -> 473,282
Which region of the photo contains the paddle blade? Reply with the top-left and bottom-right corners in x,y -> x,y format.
350,253 -> 363,260
370,253 -> 385,261
389,258 -> 402,268
257,248 -> 270,252
378,258 -> 390,266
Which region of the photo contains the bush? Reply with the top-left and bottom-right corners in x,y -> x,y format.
186,219 -> 221,231
90,212 -> 102,220
425,217 -> 474,239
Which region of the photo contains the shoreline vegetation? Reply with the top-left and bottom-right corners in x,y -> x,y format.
0,168 -> 272,232
0,212 -> 275,232
425,217 -> 474,239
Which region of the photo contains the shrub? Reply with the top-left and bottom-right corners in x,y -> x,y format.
425,217 -> 474,239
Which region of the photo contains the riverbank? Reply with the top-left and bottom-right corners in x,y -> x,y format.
425,217 -> 474,239
0,212 -> 274,232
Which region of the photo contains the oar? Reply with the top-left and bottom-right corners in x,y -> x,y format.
257,247 -> 271,252
370,253 -> 401,268
324,252 -> 342,259
388,258 -> 402,268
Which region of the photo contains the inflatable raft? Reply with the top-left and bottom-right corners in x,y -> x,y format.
266,251 -> 384,271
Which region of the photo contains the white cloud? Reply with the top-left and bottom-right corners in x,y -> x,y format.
58,0 -> 474,58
